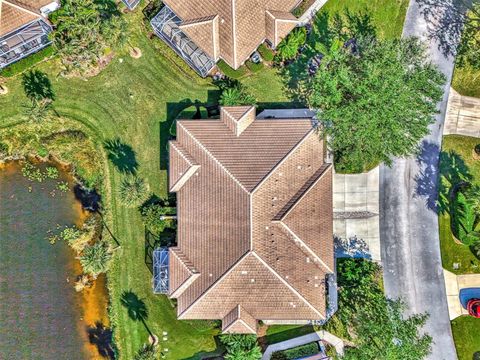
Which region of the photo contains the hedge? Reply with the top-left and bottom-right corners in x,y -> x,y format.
0,46 -> 55,77
217,59 -> 247,79
246,60 -> 264,73
258,43 -> 275,62
271,342 -> 320,360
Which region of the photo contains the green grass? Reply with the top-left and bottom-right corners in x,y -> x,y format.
453,65 -> 480,98
0,8 -> 220,360
322,0 -> 409,39
0,1 -> 410,358
451,315 -> 480,360
265,325 -> 315,344
440,135 -> 480,274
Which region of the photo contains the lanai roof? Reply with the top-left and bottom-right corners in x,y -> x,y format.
0,0 -> 54,37
162,0 -> 299,69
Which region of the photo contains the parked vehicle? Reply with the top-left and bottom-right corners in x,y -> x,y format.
467,298 -> 480,318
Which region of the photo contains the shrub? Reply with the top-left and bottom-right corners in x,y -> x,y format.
79,241 -> 112,277
141,202 -> 176,235
276,27 -> 307,62
0,142 -> 9,159
220,86 -> 256,106
119,176 -> 149,207
217,60 -> 247,79
271,342 -> 319,360
258,43 -> 274,61
451,188 -> 480,245
246,60 -> 264,73
219,334 -> 262,360
0,46 -> 55,77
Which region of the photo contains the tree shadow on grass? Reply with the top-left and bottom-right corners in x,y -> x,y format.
414,141 -> 472,214
22,70 -> 55,102
121,291 -> 155,340
104,138 -> 138,175
87,321 -> 115,359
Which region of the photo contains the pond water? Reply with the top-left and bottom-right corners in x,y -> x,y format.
0,161 -> 111,359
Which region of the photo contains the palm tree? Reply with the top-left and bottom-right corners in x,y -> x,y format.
219,334 -> 262,360
120,291 -> 156,343
276,27 -> 307,61
134,344 -> 157,360
119,176 -> 149,208
79,241 -> 112,277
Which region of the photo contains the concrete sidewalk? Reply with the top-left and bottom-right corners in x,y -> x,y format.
444,88 -> 480,137
261,330 -> 344,360
444,269 -> 480,319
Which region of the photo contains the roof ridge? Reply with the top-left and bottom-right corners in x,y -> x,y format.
250,251 -> 325,318
179,14 -> 218,28
179,251 -> 325,320
273,163 -> 331,221
178,121 -> 249,194
278,221 -> 333,274
170,140 -> 198,167
252,127 -> 315,194
3,0 -> 40,17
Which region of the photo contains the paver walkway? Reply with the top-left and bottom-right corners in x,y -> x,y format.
261,331 -> 344,360
444,88 -> 480,137
444,269 -> 480,320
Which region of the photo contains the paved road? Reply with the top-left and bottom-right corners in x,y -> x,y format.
380,1 -> 461,359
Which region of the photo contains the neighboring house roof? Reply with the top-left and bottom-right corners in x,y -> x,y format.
0,0 -> 54,37
163,0 -> 299,69
169,107 -> 334,332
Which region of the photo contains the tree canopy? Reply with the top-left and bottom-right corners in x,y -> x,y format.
290,12 -> 446,173
50,0 -> 126,74
79,241 -> 112,277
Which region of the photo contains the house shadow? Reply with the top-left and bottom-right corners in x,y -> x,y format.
86,321 -> 116,359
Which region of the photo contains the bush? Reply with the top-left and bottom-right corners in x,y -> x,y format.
258,44 -> 274,62
0,46 -> 55,77
271,342 -> 319,360
141,202 -> 176,235
119,176 -> 149,208
246,60 -> 264,73
220,86 -> 256,106
451,187 -> 480,245
217,60 -> 247,79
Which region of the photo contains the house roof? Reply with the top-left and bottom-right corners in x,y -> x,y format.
0,0 -> 53,37
169,107 -> 334,331
162,0 -> 299,69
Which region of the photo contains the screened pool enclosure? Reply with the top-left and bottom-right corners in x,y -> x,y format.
150,5 -> 216,77
0,19 -> 52,70
153,247 -> 169,294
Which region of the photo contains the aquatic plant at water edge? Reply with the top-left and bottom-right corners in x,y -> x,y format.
79,241 -> 112,277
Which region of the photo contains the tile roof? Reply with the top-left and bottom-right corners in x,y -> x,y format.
0,0 -> 53,37
169,107 -> 334,331
162,0 -> 299,69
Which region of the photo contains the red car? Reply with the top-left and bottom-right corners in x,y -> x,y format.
467,299 -> 480,318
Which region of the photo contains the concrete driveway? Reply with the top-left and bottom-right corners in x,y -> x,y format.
445,88 -> 480,137
333,168 -> 380,261
380,1 -> 461,359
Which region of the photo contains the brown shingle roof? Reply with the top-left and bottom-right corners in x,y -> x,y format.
163,0 -> 299,69
169,107 -> 334,331
0,0 -> 54,37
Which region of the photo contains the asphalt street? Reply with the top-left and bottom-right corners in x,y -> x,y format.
380,1 -> 462,359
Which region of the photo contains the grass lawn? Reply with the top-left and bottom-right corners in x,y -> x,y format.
0,7 -> 221,360
0,0 -> 409,358
321,0 -> 409,39
439,135 -> 480,274
451,315 -> 480,360
452,65 -> 480,98
264,325 -> 315,345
